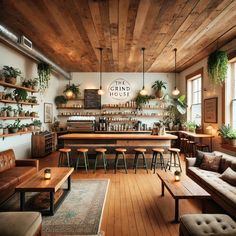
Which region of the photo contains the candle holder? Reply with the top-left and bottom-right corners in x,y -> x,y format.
44,169 -> 51,180
174,170 -> 181,182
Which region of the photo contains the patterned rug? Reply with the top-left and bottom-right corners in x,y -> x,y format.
0,179 -> 109,236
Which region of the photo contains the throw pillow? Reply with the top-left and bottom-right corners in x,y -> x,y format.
220,167 -> 236,186
200,154 -> 222,172
195,150 -> 215,167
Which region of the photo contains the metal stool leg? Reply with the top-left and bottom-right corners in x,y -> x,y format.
114,153 -> 119,174
83,152 -> 88,173
102,153 -> 107,173
123,152 -> 128,174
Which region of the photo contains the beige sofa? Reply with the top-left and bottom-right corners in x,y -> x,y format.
186,151 -> 236,218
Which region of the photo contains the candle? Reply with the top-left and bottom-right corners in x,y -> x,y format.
174,170 -> 181,182
44,169 -> 51,180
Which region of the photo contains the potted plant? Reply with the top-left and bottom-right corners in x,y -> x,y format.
5,93 -> 14,101
8,120 -> 20,133
19,124 -> 28,132
32,119 -> 42,131
28,96 -> 37,103
218,124 -> 231,144
184,121 -> 197,133
30,111 -> 37,117
13,89 -> 28,102
38,62 -> 51,91
226,130 -> 236,146
2,66 -> 21,84
55,95 -> 68,107
0,123 -> 3,135
152,80 -> 167,98
0,107 -> 8,117
22,79 -> 33,88
6,106 -> 14,117
208,50 -> 228,85
18,107 -> 25,117
27,123 -> 35,131
25,111 -> 30,117
32,78 -> 39,90
64,84 -> 80,98
13,109 -> 19,117
135,94 -> 155,109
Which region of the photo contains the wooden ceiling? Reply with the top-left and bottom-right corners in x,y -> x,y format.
0,0 -> 236,73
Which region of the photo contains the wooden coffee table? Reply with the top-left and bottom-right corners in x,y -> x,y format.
16,167 -> 74,216
157,171 -> 211,222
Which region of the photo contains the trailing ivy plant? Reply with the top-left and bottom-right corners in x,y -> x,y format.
135,94 -> 155,109
207,50 -> 228,85
37,62 -> 51,91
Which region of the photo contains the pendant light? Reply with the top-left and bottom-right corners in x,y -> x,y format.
98,48 -> 105,95
140,47 -> 147,96
65,76 -> 73,99
172,48 -> 180,96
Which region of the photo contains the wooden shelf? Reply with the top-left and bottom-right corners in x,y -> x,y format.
57,106 -> 84,109
0,99 -> 38,106
0,81 -> 38,93
67,98 -> 84,101
102,106 -> 164,110
0,131 -> 32,139
0,116 -> 39,120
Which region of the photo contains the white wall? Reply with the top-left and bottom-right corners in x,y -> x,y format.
57,72 -> 176,127
0,42 -> 61,159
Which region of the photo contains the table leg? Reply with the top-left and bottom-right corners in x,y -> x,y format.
161,181 -> 164,196
68,175 -> 71,191
20,192 -> 25,211
210,138 -> 213,152
50,192 -> 55,215
175,199 -> 179,223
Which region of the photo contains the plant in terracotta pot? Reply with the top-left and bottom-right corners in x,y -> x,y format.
226,130 -> 236,147
2,66 -> 21,84
13,88 -> 28,102
25,110 -> 30,117
30,111 -> 37,117
1,107 -> 8,117
55,95 -> 68,107
152,80 -> 167,98
28,96 -> 37,103
32,119 -> 42,131
13,108 -> 19,117
8,119 -> 20,133
20,124 -> 28,132
18,107 -> 25,117
218,124 -> 231,144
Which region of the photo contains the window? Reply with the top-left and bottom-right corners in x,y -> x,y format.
225,60 -> 236,129
186,69 -> 203,126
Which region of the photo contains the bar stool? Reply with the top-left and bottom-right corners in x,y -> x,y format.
195,143 -> 210,152
180,138 -> 188,154
75,148 -> 89,172
114,148 -> 128,174
133,148 -> 148,174
151,148 -> 165,173
165,148 -> 182,172
58,148 -> 71,167
94,148 -> 107,173
186,140 -> 196,157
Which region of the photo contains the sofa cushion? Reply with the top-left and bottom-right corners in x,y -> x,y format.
214,151 -> 236,173
0,167 -> 37,182
220,167 -> 236,186
188,167 -> 236,210
195,150 -> 215,167
0,149 -> 16,173
200,155 -> 222,172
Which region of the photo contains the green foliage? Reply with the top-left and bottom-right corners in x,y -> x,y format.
55,95 -> 68,105
32,119 -> 42,127
135,94 -> 155,109
184,121 -> 197,131
37,62 -> 51,91
7,119 -> 21,129
208,50 -> 228,85
151,80 -> 167,91
2,66 -> 21,78
13,89 -> 28,101
64,83 -> 80,97
218,124 -> 236,139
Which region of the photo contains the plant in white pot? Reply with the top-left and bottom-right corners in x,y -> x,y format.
6,106 -> 14,117
7,120 -> 20,133
151,80 -> 167,98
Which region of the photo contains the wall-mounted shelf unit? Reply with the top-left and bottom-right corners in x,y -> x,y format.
0,81 -> 38,93
0,131 -> 33,139
0,99 -> 38,106
0,116 -> 39,120
57,106 -> 84,109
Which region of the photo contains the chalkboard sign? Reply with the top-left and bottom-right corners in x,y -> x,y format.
84,89 -> 101,109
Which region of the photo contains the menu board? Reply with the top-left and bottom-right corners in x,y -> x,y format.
84,89 -> 101,109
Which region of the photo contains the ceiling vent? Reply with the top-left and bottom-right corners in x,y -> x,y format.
20,35 -> 32,50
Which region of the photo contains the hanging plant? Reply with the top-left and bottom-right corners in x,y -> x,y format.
135,94 -> 155,109
207,50 -> 228,85
37,62 -> 51,91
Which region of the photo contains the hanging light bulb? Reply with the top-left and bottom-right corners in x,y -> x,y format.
172,48 -> 180,96
140,47 -> 147,95
65,78 -> 73,99
98,48 -> 104,95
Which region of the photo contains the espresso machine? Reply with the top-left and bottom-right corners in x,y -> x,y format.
98,117 -> 107,131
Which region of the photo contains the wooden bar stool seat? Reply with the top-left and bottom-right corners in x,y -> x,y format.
166,148 -> 182,172
75,148 -> 89,172
58,148 -> 71,167
114,148 -> 128,174
151,148 -> 165,173
94,148 -> 108,173
133,148 -> 148,174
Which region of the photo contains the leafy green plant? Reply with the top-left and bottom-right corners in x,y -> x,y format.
218,124 -> 231,138
226,130 -> 236,139
64,83 -> 80,97
152,80 -> 167,91
135,94 -> 155,109
37,62 -> 51,91
184,121 -> 197,131
32,119 -> 42,127
7,119 -> 21,133
13,89 -> 28,101
208,50 -> 228,85
55,95 -> 68,106
2,66 -> 21,78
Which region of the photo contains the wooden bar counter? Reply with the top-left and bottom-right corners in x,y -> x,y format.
59,133 -> 177,154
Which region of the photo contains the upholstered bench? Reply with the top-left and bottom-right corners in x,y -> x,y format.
0,212 -> 42,236
179,214 -> 236,236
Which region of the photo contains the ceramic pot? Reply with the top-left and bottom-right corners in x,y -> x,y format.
7,111 -> 14,117
155,90 -> 164,98
8,128 -> 18,133
5,77 -> 17,85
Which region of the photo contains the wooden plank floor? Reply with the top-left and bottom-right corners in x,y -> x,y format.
39,152 -> 201,236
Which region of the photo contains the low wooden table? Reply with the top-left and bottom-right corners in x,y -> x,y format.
157,171 -> 211,223
15,167 -> 74,216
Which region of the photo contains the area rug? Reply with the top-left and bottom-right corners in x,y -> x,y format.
0,179 -> 109,236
